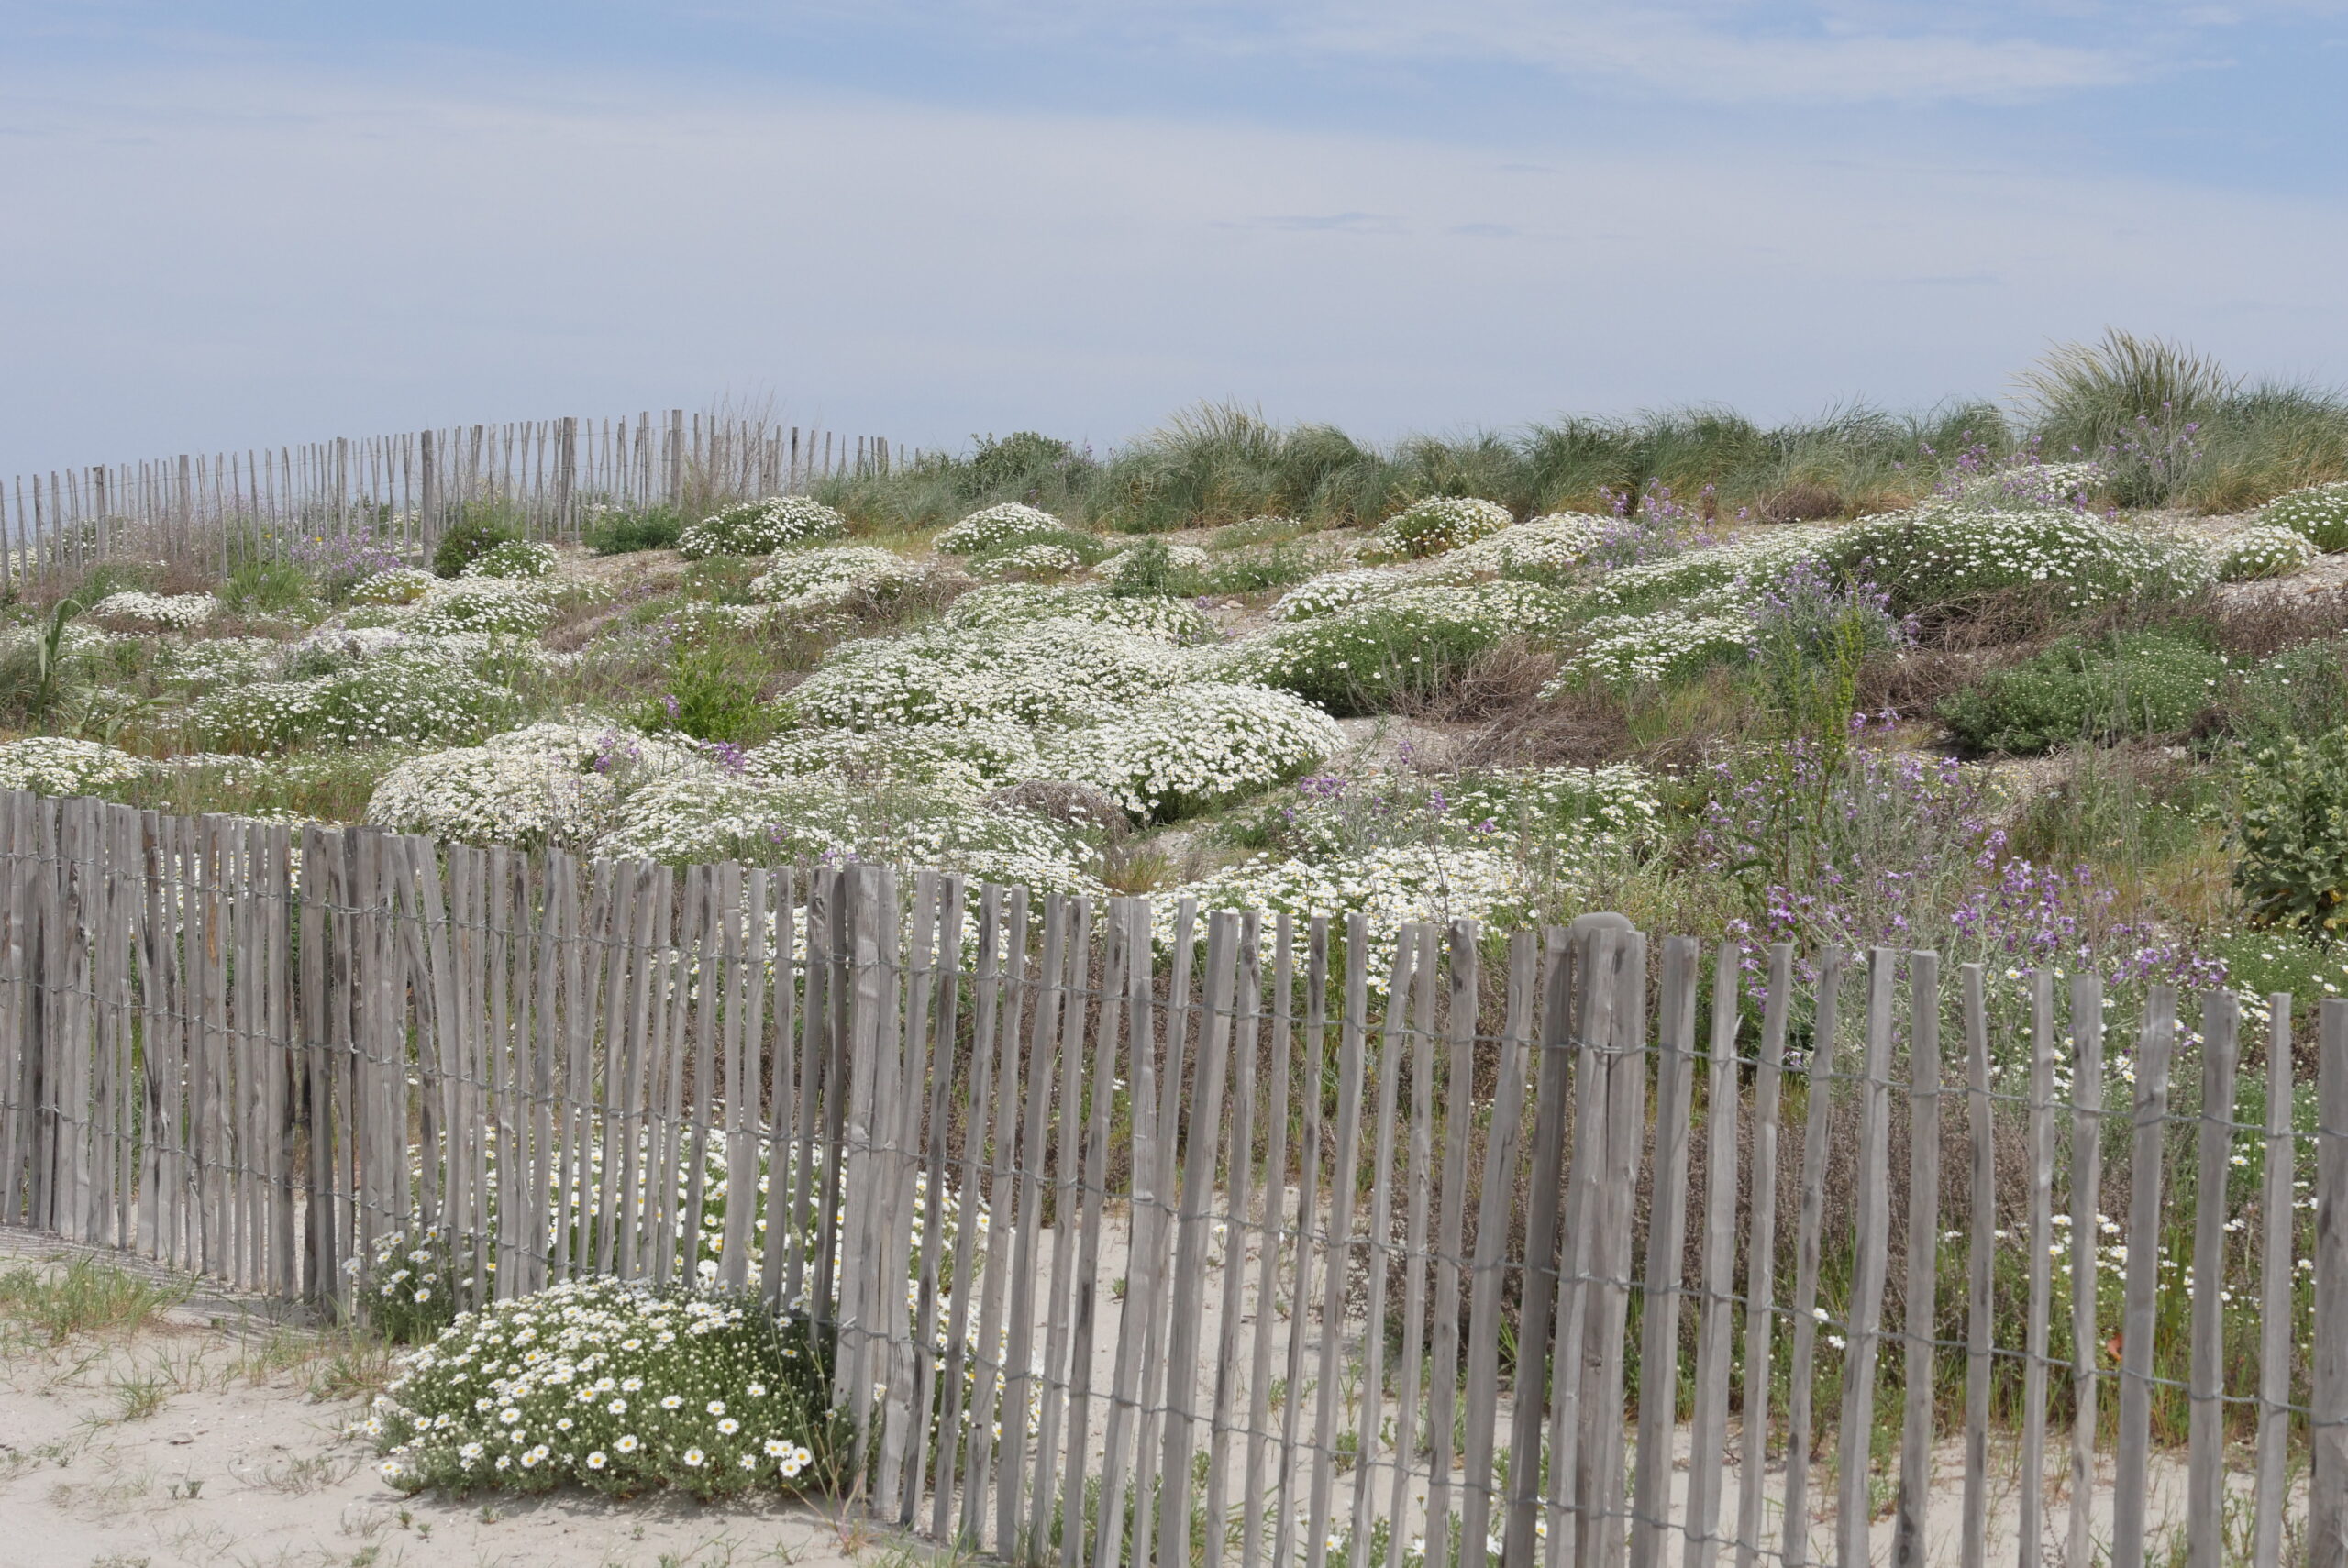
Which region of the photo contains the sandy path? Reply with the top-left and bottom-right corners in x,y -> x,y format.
0,1230 -> 865,1568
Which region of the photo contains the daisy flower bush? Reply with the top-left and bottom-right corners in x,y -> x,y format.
195,656 -> 521,753
1048,682 -> 1344,822
1821,506 -> 2209,615
678,496 -> 849,558
1237,585 -> 1567,716
933,502 -> 1067,557
367,723 -> 704,852
1174,843 -> 1532,969
750,719 -> 1045,798
2254,480 -> 2348,552
604,770 -> 1106,893
1269,568 -> 1424,622
0,737 -> 147,797
460,539 -> 559,580
947,582 -> 1213,643
1364,497 -> 1514,560
348,568 -> 437,606
408,577 -> 559,638
370,1277 -> 830,1499
1547,609 -> 1749,687
748,546 -> 928,613
86,591 -> 220,631
1422,512 -> 1612,581
973,542 -> 1085,580
2216,525 -> 2320,583
785,619 -> 1197,733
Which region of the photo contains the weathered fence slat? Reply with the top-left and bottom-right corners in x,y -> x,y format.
2253,994 -> 2295,1568
2019,968 -> 2059,1568
2112,988 -> 2179,1568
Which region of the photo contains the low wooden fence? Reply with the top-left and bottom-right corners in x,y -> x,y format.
1,409 -> 905,582
2,788 -> 2345,1568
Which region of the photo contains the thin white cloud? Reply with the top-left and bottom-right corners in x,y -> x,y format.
770,0 -> 2182,103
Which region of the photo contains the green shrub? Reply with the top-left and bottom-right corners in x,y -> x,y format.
584,504 -> 687,555
2255,481 -> 2348,552
2223,639 -> 2348,751
2236,724 -> 2348,938
1939,631 -> 2224,755
221,557 -> 315,616
433,514 -> 520,579
371,1276 -> 832,1498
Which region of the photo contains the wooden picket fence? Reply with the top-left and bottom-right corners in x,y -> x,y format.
3,787 -> 2346,1568
0,409 -> 905,582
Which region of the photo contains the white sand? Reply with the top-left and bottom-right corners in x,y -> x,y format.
0,1230 -> 865,1568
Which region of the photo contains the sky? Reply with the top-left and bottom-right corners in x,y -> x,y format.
1,1 -> 2345,474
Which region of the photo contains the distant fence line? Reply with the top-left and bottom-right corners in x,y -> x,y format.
3,410 -> 906,581
4,789 -> 2348,1566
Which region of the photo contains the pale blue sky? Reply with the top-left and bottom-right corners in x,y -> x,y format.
2,1 -> 2344,473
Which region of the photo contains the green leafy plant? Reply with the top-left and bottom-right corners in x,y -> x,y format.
221,557 -> 315,615
0,598 -> 90,730
637,634 -> 773,745
1939,631 -> 2224,756
433,513 -> 521,579
2234,723 -> 2348,938
584,504 -> 687,555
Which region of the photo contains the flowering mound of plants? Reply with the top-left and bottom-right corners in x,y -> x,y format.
460,539 -> 559,580
1270,568 -> 1423,622
1424,512 -> 1612,581
751,719 -> 1045,797
933,502 -> 1066,556
678,496 -> 849,558
1365,497 -> 1514,560
1552,608 -> 1751,687
1098,542 -> 1211,583
2256,481 -> 2348,552
371,1276 -> 828,1499
2216,525 -> 2319,583
194,651 -> 522,753
367,723 -> 703,852
348,568 -> 437,606
605,769 -> 1105,893
947,582 -> 1213,642
748,546 -> 928,612
0,737 -> 147,797
786,618 -> 1197,732
1050,681 -> 1344,822
86,591 -> 219,631
1240,584 -> 1568,716
1821,506 -> 2209,614
408,577 -> 559,638
972,542 -> 1085,580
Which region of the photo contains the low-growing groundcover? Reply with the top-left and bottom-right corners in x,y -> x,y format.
370,1276 -> 834,1499
1939,631 -> 2226,756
